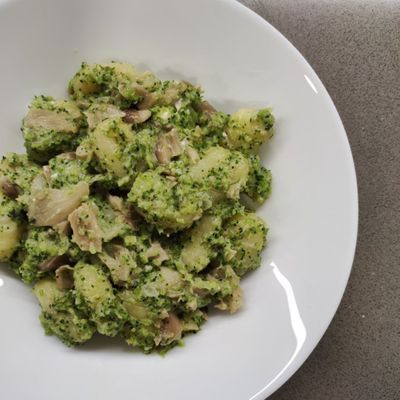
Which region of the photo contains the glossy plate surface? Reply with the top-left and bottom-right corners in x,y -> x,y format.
0,0 -> 358,398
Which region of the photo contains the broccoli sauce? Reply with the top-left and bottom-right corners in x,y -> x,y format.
0,62 -> 274,353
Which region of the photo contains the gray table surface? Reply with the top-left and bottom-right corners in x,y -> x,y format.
237,1 -> 400,399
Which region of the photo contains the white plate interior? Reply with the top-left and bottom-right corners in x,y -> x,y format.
0,0 -> 357,399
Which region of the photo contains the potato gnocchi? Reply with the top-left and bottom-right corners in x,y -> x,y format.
0,62 -> 274,353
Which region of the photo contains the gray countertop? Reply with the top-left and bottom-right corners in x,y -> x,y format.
238,1 -> 400,399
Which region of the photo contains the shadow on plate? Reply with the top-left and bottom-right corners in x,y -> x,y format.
76,333 -> 142,354
0,263 -> 22,281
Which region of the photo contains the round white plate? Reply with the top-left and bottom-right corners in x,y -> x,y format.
0,0 -> 358,398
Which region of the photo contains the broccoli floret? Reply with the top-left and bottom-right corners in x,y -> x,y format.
148,81 -> 203,130
68,62 -> 159,108
0,192 -> 24,262
127,128 -> 158,171
208,198 -> 245,220
128,169 -> 211,233
245,155 -> 272,203
205,111 -> 229,134
73,262 -> 128,336
223,212 -> 267,276
180,214 -> 222,272
188,146 -> 249,200
98,244 -> 139,288
178,265 -> 242,313
156,80 -> 202,107
0,152 -> 41,197
226,108 -> 274,154
150,105 -> 176,128
89,195 -> 134,242
173,106 -> 201,129
47,154 -> 93,188
119,284 -> 186,353
16,227 -> 70,284
177,110 -> 229,151
194,111 -> 230,149
33,278 -> 95,346
209,265 -> 242,314
82,124 -> 157,186
22,96 -> 84,162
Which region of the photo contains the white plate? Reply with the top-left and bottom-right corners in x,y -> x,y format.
0,0 -> 358,398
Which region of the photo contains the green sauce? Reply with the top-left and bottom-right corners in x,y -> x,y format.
0,61 -> 274,353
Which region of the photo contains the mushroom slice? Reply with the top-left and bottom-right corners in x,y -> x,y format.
42,166 -> 52,185
76,138 -> 94,161
53,220 -> 71,236
68,203 -> 102,254
159,267 -> 183,298
131,83 -> 148,97
215,286 -> 243,314
197,100 -> 217,117
56,152 -> 77,161
186,146 -> 200,164
30,173 -> 47,192
155,129 -> 183,165
55,265 -> 74,290
24,108 -> 78,133
28,181 -> 89,227
39,254 -> 70,272
84,104 -> 126,131
163,313 -> 182,338
107,194 -> 138,228
156,313 -> 183,346
146,242 -> 169,266
0,176 -> 21,199
98,244 -> 136,287
123,109 -> 152,124
107,194 -> 125,213
227,286 -> 243,313
227,181 -> 242,200
137,92 -> 157,110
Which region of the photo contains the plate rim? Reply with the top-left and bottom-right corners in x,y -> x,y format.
226,0 -> 359,397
